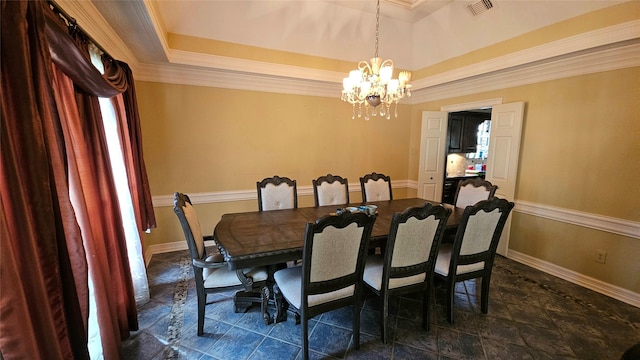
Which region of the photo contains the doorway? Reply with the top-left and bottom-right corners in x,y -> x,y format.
442,109 -> 492,203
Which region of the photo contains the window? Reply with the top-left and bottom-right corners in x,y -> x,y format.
467,120 -> 490,160
87,45 -> 149,360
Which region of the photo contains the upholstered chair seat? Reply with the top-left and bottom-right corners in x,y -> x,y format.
203,259 -> 268,288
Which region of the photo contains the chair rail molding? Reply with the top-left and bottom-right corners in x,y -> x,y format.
514,200 -> 640,239
152,180 -> 412,207
152,186 -> 638,239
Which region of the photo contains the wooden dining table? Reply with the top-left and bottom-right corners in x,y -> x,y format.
213,198 -> 463,271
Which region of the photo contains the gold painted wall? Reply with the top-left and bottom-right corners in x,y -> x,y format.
408,66 -> 640,292
137,66 -> 639,293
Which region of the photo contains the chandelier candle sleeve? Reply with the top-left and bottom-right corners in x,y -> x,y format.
341,0 -> 412,120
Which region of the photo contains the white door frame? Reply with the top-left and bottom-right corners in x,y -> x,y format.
441,98 -> 504,113
417,112 -> 448,201
418,98 -> 502,202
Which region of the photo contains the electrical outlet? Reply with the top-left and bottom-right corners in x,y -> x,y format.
594,250 -> 607,264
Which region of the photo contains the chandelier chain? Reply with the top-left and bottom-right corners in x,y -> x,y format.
375,0 -> 380,58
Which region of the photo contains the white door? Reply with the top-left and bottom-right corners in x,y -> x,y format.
417,111 -> 448,201
486,102 -> 525,256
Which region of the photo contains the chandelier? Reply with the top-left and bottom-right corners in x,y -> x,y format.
341,0 -> 412,120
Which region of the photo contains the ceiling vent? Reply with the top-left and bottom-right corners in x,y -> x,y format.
468,0 -> 494,16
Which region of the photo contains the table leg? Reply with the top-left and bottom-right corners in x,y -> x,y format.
261,285 -> 272,325
273,283 -> 289,323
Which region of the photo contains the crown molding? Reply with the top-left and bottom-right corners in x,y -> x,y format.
409,40 -> 640,103
167,50 -> 343,83
54,0 -> 639,96
58,0 -> 639,102
411,20 -> 640,89
134,20 -> 639,103
135,40 -> 639,103
141,0 -> 171,57
134,63 -> 339,97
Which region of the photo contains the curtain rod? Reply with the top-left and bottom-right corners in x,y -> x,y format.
47,0 -> 114,61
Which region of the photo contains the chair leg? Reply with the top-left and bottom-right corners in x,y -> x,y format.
302,314 -> 309,360
481,274 -> 492,314
381,293 -> 389,344
353,300 -> 361,350
447,278 -> 455,324
422,288 -> 431,331
197,293 -> 205,336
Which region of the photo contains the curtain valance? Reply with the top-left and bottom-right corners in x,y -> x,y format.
44,6 -> 122,97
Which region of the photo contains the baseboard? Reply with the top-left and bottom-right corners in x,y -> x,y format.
508,250 -> 639,308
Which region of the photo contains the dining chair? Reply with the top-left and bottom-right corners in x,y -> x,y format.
434,197 -> 514,323
360,172 -> 393,202
362,202 -> 451,343
257,175 -> 298,211
453,177 -> 497,208
273,211 -> 376,360
173,192 -> 269,335
312,173 -> 349,207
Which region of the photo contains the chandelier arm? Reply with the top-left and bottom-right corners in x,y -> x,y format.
380,59 -> 393,68
358,61 -> 372,75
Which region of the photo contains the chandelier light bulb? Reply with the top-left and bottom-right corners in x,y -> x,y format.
362,81 -> 372,92
388,79 -> 399,93
380,65 -> 393,82
342,77 -> 352,91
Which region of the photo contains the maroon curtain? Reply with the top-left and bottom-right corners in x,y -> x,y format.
1,1 -> 89,358
51,66 -> 135,358
1,0 -> 151,358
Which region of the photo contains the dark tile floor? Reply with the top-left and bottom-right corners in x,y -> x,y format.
123,249 -> 640,360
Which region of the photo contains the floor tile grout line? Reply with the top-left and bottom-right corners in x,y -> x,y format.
134,252 -> 638,360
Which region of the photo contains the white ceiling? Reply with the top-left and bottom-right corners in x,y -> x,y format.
84,0 -> 624,70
